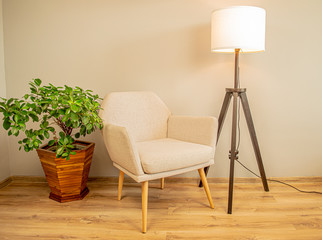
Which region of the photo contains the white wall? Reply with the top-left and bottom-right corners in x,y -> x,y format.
0,0 -> 10,182
2,0 -> 322,178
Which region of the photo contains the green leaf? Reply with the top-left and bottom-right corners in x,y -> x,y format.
7,98 -> 14,106
75,100 -> 83,105
25,130 -> 31,138
82,116 -> 89,124
30,87 -> 37,94
11,127 -> 19,136
75,132 -> 80,138
33,141 -> 39,148
35,107 -> 42,115
52,102 -> 58,109
70,112 -> 78,122
43,121 -> 49,128
62,152 -> 68,157
72,120 -> 80,128
67,135 -> 73,141
48,140 -> 56,146
61,114 -> 69,122
3,118 -> 10,130
59,132 -> 65,138
58,109 -> 65,115
14,114 -> 20,123
24,145 -> 30,152
65,108 -> 71,115
71,105 -> 79,113
29,114 -> 39,122
70,151 -> 76,155
18,122 -> 26,131
86,123 -> 93,130
44,131 -> 49,139
63,137 -> 69,145
48,127 -> 55,132
65,121 -> 72,127
56,147 -> 64,156
34,78 -> 42,86
97,123 -> 103,130
80,125 -> 86,136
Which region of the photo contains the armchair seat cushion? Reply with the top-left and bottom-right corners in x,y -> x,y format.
137,138 -> 214,174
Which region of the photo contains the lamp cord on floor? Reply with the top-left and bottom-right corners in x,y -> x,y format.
235,98 -> 322,195
235,158 -> 322,195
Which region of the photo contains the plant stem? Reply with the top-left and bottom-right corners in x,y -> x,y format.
54,117 -> 72,136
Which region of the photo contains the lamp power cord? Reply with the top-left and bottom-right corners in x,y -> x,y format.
235,97 -> 322,195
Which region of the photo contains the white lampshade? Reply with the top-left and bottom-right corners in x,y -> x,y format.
211,6 -> 266,53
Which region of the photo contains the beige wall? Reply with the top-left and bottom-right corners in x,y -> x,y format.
2,0 -> 322,178
0,0 -> 10,182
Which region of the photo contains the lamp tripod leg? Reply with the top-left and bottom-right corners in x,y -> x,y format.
200,91 -> 232,187
199,89 -> 269,213
227,92 -> 239,214
217,92 -> 233,143
240,92 -> 269,192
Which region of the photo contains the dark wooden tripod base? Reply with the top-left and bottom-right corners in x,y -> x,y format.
199,87 -> 269,214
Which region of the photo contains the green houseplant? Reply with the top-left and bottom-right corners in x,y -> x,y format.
0,78 -> 103,202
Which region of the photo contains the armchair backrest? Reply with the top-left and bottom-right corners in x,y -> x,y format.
99,92 -> 171,142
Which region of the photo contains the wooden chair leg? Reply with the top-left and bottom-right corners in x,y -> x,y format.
141,181 -> 148,233
160,178 -> 165,189
118,170 -> 124,200
198,168 -> 214,209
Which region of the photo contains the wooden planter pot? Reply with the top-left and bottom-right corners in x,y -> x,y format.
36,140 -> 95,203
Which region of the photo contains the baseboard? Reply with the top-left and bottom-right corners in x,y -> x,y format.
88,176 -> 322,184
0,177 -> 13,189
10,176 -> 47,183
3,175 -> 322,185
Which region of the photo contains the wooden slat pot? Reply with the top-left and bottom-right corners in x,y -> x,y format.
36,140 -> 95,203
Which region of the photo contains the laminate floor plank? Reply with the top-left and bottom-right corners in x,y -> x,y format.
0,177 -> 321,240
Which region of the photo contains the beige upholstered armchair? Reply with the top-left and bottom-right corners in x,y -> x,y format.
99,92 -> 218,233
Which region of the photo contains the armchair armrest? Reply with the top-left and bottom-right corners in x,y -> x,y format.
168,115 -> 218,148
102,123 -> 144,175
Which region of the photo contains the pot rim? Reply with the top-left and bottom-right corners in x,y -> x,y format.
37,140 -> 95,154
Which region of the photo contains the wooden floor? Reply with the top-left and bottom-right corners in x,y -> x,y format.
0,177 -> 322,240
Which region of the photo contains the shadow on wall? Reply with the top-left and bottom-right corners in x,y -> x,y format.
0,120 -> 11,181
84,130 -> 115,177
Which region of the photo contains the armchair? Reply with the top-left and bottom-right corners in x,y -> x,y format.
99,92 -> 218,233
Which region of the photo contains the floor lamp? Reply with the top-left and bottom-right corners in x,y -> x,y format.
200,6 -> 269,214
